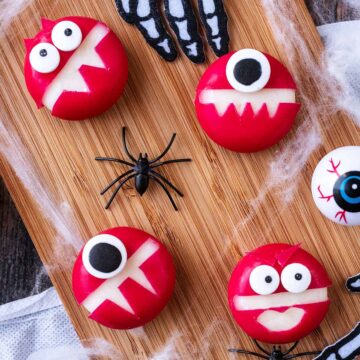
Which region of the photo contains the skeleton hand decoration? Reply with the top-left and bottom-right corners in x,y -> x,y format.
315,275 -> 360,360
114,0 -> 229,63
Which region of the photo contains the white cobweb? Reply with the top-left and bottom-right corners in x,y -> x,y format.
0,0 -> 359,359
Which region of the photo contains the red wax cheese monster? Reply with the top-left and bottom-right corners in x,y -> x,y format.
72,227 -> 175,329
228,244 -> 331,344
24,17 -> 128,120
195,49 -> 300,152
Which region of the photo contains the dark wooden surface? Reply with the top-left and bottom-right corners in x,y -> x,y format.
0,0 -> 358,305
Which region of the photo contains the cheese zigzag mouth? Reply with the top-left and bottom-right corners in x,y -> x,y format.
200,89 -> 296,117
42,23 -> 110,111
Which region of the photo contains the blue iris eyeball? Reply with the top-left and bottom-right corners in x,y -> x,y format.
311,146 -> 360,226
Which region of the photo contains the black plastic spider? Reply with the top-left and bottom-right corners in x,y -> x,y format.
95,127 -> 191,210
229,340 -> 320,360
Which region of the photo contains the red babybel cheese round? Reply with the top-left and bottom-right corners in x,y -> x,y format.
195,49 -> 300,152
24,16 -> 128,120
72,227 -> 175,329
228,243 -> 331,344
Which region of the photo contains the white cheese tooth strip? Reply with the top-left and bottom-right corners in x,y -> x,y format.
200,89 -> 296,117
234,287 -> 328,311
214,102 -> 229,116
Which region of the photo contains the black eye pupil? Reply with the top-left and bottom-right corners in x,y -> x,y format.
265,276 -> 272,283
295,273 -> 302,280
233,58 -> 262,86
39,49 -> 47,57
89,243 -> 122,274
64,28 -> 72,36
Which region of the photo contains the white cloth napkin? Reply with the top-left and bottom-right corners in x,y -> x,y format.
0,288 -> 82,360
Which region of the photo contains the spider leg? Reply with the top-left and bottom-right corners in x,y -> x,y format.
149,133 -> 177,164
164,0 -> 205,63
122,127 -> 138,163
95,156 -> 134,167
284,351 -> 320,359
198,0 -> 229,57
100,169 -> 135,195
283,341 -> 299,355
254,340 -> 271,356
149,169 -> 183,196
148,174 -> 178,211
228,349 -> 268,359
105,173 -> 137,209
150,158 -> 192,169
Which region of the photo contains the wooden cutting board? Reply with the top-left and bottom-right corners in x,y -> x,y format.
0,0 -> 359,358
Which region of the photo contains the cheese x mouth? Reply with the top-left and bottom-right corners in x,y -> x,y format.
42,23 -> 110,111
234,287 -> 328,311
199,88 -> 296,117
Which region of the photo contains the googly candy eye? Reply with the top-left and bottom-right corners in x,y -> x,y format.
226,49 -> 271,93
281,263 -> 311,293
51,21 -> 82,51
249,265 -> 280,295
82,234 -> 127,279
29,42 -> 60,73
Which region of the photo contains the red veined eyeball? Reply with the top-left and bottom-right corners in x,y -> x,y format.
72,227 -> 175,329
24,16 -> 128,120
195,49 -> 301,153
311,146 -> 360,226
228,243 -> 331,344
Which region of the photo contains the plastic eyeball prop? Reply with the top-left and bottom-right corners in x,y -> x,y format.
195,48 -> 300,153
311,146 -> 360,226
72,227 -> 175,329
24,17 -> 128,120
228,243 -> 331,344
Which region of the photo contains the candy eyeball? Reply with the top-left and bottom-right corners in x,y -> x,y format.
29,42 -> 60,73
311,146 -> 360,226
249,265 -> 280,295
281,263 -> 311,293
226,49 -> 271,93
82,234 -> 127,279
51,20 -> 82,51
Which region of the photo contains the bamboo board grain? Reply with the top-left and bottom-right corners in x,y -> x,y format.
0,0 -> 359,358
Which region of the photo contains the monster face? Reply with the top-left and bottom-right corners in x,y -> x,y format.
24,17 -> 128,120
311,146 -> 360,226
72,227 -> 175,329
195,49 -> 300,152
228,244 -> 331,344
